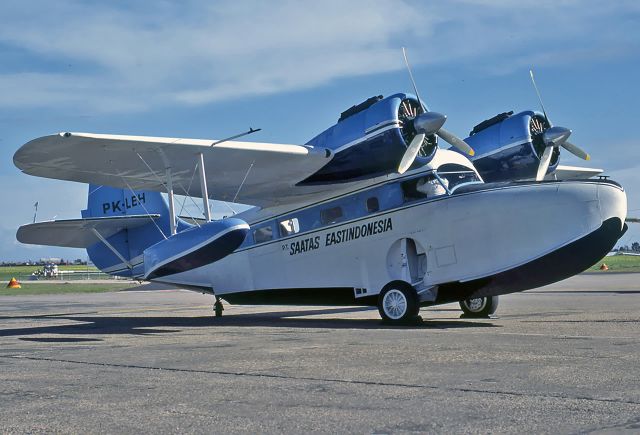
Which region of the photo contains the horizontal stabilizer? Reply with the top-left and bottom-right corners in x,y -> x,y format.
17,214 -> 160,248
546,165 -> 603,180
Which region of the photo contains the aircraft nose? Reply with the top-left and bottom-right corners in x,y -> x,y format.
597,181 -> 627,233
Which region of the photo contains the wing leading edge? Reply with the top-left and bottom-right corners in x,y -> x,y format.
14,132 -> 333,207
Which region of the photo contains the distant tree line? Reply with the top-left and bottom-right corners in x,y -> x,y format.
1,258 -> 88,266
615,242 -> 640,252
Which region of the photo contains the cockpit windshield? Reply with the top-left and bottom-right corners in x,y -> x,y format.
401,174 -> 447,202
435,164 -> 482,193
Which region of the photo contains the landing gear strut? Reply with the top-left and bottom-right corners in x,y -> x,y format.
214,296 -> 224,317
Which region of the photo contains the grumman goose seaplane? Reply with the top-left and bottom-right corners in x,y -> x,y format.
14,60 -> 628,323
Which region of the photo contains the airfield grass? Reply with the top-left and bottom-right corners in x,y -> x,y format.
0,265 -> 136,296
0,264 -> 99,282
588,254 -> 640,272
0,255 -> 638,296
0,282 -> 137,296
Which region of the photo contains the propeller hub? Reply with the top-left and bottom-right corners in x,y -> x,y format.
414,112 -> 447,136
543,126 -> 572,147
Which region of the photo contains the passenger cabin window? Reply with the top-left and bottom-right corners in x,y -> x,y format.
253,226 -> 273,244
320,206 -> 343,225
436,164 -> 482,192
366,197 -> 379,213
279,218 -> 300,236
402,175 -> 447,202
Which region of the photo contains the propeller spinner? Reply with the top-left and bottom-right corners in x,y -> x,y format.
529,70 -> 591,181
398,48 -> 474,174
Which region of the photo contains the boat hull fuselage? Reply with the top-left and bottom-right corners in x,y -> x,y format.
152,179 -> 627,306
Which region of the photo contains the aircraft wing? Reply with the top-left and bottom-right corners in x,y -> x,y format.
546,165 -> 603,180
14,132 -> 333,207
17,215 -> 160,248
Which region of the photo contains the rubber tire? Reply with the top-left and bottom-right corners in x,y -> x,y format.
378,283 -> 420,323
459,296 -> 499,318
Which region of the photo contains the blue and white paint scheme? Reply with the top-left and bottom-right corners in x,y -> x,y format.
303,93 -> 437,183
455,70 -> 596,183
461,110 -> 559,182
144,219 -> 249,280
13,91 -> 628,323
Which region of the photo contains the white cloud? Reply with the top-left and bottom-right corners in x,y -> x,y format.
0,1 -> 638,111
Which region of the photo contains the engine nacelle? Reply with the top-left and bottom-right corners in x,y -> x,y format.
462,110 -> 559,182
301,93 -> 438,183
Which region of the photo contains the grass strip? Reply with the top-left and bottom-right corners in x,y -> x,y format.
0,282 -> 137,296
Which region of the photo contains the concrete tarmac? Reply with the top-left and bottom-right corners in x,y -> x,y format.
0,273 -> 639,433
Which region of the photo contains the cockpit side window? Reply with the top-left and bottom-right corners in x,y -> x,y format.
436,164 -> 482,192
401,175 -> 447,202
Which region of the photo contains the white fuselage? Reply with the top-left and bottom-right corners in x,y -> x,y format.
150,151 -> 627,305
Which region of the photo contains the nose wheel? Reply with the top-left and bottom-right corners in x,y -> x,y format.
459,296 -> 499,318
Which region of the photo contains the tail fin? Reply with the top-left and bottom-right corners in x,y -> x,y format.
82,184 -> 172,277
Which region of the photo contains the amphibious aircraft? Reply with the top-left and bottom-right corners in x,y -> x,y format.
13,59 -> 628,323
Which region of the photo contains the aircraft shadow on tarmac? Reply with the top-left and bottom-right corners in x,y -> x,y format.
0,307 -> 498,341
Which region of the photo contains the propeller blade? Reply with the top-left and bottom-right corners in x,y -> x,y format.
414,112 -> 447,135
561,140 -> 590,161
529,70 -> 592,167
400,48 -> 474,169
402,47 -> 424,110
398,133 -> 425,174
536,146 -> 554,181
437,128 -> 475,156
529,69 -> 551,125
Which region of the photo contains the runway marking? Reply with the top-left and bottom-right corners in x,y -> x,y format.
3,355 -> 640,407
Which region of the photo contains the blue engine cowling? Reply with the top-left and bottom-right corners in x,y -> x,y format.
144,218 -> 250,280
460,110 -> 559,182
301,93 -> 437,183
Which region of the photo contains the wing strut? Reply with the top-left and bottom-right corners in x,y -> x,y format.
91,228 -> 132,269
198,152 -> 212,221
166,168 -> 177,235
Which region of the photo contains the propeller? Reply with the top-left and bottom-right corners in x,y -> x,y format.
529,70 -> 591,181
398,48 -> 474,174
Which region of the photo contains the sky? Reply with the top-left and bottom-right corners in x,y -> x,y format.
1,0 -> 639,262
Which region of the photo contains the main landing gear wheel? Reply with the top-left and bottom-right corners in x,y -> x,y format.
378,283 -> 421,324
459,296 -> 499,318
